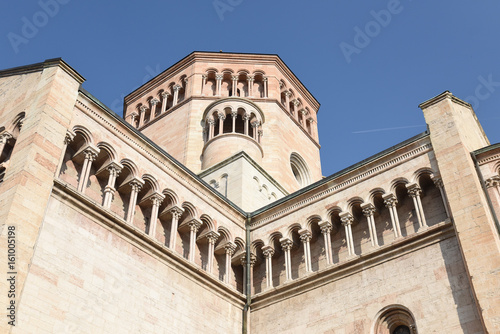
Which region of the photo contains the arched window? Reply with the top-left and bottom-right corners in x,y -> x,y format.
372,305 -> 417,334
290,153 -> 311,187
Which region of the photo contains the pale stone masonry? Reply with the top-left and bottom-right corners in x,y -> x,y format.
0,52 -> 499,333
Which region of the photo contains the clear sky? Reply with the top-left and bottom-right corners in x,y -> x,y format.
2,1 -> 500,177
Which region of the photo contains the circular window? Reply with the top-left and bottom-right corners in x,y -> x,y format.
290,153 -> 311,187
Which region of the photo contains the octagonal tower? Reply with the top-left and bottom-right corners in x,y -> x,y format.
124,52 -> 322,210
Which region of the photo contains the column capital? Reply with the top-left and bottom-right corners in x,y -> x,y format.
231,110 -> 238,118
240,253 -> 257,267
318,221 -> 332,234
82,145 -> 100,162
247,75 -> 254,81
485,175 -> 500,188
243,113 -> 251,121
298,229 -> 312,243
139,105 -> 148,113
148,192 -> 165,207
168,206 -> 184,219
207,118 -> 215,125
279,237 -> 293,251
383,193 -> 398,208
64,130 -> 76,145
150,98 -> 159,106
430,175 -> 443,188
261,245 -> 275,258
161,91 -> 170,99
231,75 -> 238,81
202,74 -> 207,80
187,218 -> 202,233
205,231 -> 220,245
215,74 -> 224,81
251,121 -> 260,128
406,183 -> 423,197
300,109 -> 308,116
129,177 -> 145,193
307,117 -> 315,124
262,77 -> 268,82
224,242 -> 237,256
258,130 -> 263,137
173,85 -> 182,92
218,113 -> 226,121
340,212 -> 354,226
361,203 -> 376,217
284,91 -> 291,97
105,161 -> 123,177
292,99 -> 300,107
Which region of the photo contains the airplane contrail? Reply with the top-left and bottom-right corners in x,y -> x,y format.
352,125 -> 424,134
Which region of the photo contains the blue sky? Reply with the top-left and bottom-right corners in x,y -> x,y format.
2,1 -> 500,177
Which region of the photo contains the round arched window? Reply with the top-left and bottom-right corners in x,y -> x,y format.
290,153 -> 311,187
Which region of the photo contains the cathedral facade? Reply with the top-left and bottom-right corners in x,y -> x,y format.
0,52 -> 499,333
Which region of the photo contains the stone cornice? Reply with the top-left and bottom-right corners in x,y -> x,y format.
0,58 -> 85,84
251,220 -> 454,310
52,179 -> 245,307
251,137 -> 432,228
418,90 -> 472,110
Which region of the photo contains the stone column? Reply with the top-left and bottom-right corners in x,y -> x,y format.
208,119 -> 215,140
318,221 -> 333,265
188,219 -> 202,263
263,77 -> 268,98
55,130 -> 75,177
215,74 -> 223,96
251,121 -> 260,141
243,114 -> 250,136
299,229 -> 313,273
300,109 -> 308,126
307,117 -> 316,137
205,231 -> 220,274
262,246 -> 274,289
201,74 -> 207,96
361,203 -> 379,247
224,242 -> 236,284
147,193 -> 165,238
172,85 -> 181,107
280,238 -> 293,281
292,100 -> 300,118
407,183 -> 428,229
126,178 -> 144,224
218,113 -> 226,135
431,175 -> 451,219
257,130 -> 263,144
138,105 -> 147,128
231,110 -> 237,132
284,91 -> 291,112
128,112 -> 139,128
161,92 -> 170,114
247,75 -> 254,97
102,162 -> 122,209
340,213 -> 356,256
231,75 -> 238,96
383,193 -> 402,238
168,206 -> 184,250
240,254 -> 256,294
183,77 -> 189,99
150,98 -> 159,119
77,146 -> 99,194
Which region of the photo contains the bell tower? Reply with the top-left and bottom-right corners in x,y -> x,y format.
123,52 -> 322,211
